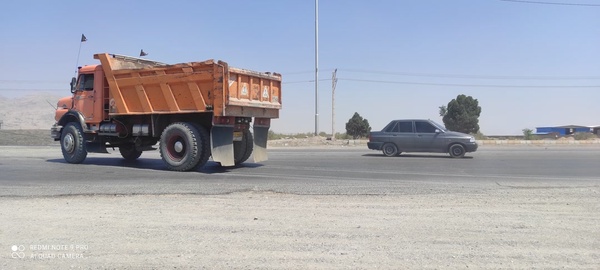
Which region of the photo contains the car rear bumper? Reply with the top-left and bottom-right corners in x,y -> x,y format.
367,142 -> 384,150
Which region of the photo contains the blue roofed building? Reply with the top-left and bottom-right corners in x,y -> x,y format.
535,125 -> 596,136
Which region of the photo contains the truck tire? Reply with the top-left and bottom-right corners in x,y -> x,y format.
382,143 -> 398,157
61,122 -> 88,164
119,144 -> 142,160
448,143 -> 466,158
234,130 -> 254,165
190,123 -> 211,168
160,122 -> 207,171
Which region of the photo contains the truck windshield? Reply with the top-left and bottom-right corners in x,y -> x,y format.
76,74 -> 94,91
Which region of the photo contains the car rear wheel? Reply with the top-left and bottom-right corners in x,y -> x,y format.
382,143 -> 399,157
448,143 -> 466,158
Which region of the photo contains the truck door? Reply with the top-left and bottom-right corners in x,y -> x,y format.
73,73 -> 96,121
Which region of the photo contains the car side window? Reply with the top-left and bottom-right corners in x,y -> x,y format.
415,121 -> 436,133
384,122 -> 399,132
397,121 -> 413,133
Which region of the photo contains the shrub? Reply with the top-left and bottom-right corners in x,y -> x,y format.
574,132 -> 598,140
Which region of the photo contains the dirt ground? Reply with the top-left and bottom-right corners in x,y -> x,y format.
2,188 -> 599,269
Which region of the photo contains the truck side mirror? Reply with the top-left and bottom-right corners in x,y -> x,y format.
70,77 -> 77,93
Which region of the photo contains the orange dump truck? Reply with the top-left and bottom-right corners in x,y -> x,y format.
51,53 -> 281,171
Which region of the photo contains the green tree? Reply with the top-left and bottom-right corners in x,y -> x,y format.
345,112 -> 371,139
439,94 -> 481,134
522,128 -> 534,140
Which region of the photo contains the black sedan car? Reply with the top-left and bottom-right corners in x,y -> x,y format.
367,119 -> 478,158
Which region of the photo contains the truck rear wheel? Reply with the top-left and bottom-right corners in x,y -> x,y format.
190,123 -> 211,168
61,122 -> 87,164
160,122 -> 209,171
119,144 -> 142,160
234,130 -> 254,165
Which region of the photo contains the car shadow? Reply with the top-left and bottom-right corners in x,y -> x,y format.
46,157 -> 264,174
362,153 -> 474,159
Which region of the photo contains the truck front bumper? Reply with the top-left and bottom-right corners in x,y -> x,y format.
50,124 -> 62,140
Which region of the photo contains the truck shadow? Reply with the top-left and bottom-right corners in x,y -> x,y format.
362,154 -> 474,159
45,158 -> 264,174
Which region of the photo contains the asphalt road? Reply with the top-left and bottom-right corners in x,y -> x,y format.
2,145 -> 600,268
1,145 -> 599,197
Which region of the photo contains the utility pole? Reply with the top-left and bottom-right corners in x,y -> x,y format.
331,69 -> 337,140
314,0 -> 319,136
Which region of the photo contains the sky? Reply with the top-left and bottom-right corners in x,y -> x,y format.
1,0 -> 599,135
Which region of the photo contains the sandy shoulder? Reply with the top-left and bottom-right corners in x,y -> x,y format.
1,187 -> 599,269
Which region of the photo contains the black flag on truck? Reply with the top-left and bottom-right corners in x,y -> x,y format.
81,34 -> 87,42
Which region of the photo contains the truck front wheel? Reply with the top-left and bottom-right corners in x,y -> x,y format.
61,122 -> 87,164
160,122 -> 207,171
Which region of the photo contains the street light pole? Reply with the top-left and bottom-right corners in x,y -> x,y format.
314,0 -> 319,136
332,69 -> 337,140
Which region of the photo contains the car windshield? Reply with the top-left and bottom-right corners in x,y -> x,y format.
429,120 -> 447,132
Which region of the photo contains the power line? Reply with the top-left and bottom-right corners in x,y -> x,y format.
282,79 -> 330,84
282,69 -> 600,80
338,78 -> 600,88
339,69 -> 600,80
500,0 -> 600,7
283,78 -> 600,88
0,80 -> 65,84
0,88 -> 65,92
281,71 -> 314,75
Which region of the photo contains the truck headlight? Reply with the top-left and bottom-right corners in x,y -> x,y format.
469,137 -> 476,143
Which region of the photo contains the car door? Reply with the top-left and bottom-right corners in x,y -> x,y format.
414,120 -> 439,152
386,120 -> 415,151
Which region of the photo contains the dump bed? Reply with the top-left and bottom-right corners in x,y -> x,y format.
94,53 -> 281,118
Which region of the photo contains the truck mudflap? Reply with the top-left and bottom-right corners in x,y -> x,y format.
252,118 -> 271,163
253,126 -> 269,162
211,126 -> 235,166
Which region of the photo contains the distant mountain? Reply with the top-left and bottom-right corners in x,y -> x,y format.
0,92 -> 65,130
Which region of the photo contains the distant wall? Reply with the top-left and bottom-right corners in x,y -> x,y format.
478,139 -> 600,145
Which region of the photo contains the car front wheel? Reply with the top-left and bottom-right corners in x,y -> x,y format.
382,143 -> 399,157
448,143 -> 466,158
